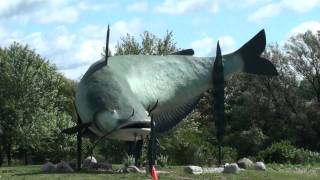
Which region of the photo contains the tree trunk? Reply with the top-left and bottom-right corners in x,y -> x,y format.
0,146 -> 3,167
6,141 -> 11,166
24,149 -> 28,165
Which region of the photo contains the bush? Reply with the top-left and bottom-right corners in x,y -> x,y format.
258,140 -> 320,164
210,146 -> 238,164
122,154 -> 135,167
224,127 -> 267,158
157,154 -> 168,167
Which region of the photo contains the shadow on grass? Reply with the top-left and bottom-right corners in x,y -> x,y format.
15,169 -> 123,176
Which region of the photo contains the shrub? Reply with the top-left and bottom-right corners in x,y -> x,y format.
224,127 -> 267,158
157,154 -> 168,167
122,154 -> 135,167
211,146 -> 238,164
258,140 -> 320,164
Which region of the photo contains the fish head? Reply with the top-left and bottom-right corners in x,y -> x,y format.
76,61 -> 150,140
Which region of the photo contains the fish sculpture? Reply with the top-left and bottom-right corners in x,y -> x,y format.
64,29 -> 277,141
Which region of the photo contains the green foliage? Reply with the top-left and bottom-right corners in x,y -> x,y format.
258,141 -> 320,164
224,127 -> 268,158
122,154 -> 135,167
285,30 -> 320,104
96,139 -> 128,164
114,31 -> 178,55
0,42 -> 75,165
157,154 -> 168,167
159,112 -> 214,165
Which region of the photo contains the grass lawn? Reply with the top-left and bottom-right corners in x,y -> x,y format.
1,164 -> 320,180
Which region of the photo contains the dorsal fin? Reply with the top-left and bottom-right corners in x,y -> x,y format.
150,96 -> 201,133
171,49 -> 194,56
105,25 -> 110,65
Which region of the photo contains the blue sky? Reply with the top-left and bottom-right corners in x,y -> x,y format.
0,0 -> 319,79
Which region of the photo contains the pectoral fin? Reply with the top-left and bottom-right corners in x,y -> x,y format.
150,97 -> 201,132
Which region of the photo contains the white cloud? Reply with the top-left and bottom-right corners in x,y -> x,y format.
0,0 -> 108,24
218,36 -> 236,54
35,6 -> 79,24
0,18 -> 144,79
127,2 -> 149,12
221,0 -> 271,8
247,3 -> 282,22
289,21 -> 320,36
191,35 -> 236,57
155,0 -> 219,15
112,19 -> 143,40
191,37 -> 214,57
248,0 -> 320,22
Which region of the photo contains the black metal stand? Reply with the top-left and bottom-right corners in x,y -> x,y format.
134,140 -> 143,167
77,116 -> 82,170
148,119 -> 157,173
212,42 -> 225,166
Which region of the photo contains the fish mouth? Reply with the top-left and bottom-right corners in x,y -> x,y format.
104,121 -> 151,141
119,121 -> 151,130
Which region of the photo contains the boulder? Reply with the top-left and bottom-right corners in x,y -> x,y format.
84,156 -> 97,163
254,162 -> 266,171
68,160 -> 77,170
126,165 -> 141,173
184,165 -> 203,175
202,167 -> 224,173
237,158 -> 254,169
223,163 -> 240,174
41,162 -> 57,172
83,156 -> 97,169
56,161 -> 74,172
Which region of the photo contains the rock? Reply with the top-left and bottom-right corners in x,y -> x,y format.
84,156 -> 97,163
68,160 -> 77,170
56,161 -> 74,172
202,167 -> 224,173
237,158 -> 254,169
254,162 -> 266,171
41,162 -> 57,172
126,165 -> 141,173
223,163 -> 240,174
184,165 -> 203,175
83,156 -> 97,169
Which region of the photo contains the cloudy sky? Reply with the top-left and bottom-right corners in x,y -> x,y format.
0,0 -> 319,79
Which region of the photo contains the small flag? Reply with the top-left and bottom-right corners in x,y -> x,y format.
151,165 -> 158,180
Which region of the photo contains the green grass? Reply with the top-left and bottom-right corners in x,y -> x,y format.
0,164 -> 320,180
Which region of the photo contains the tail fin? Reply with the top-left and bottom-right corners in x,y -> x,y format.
237,29 -> 278,76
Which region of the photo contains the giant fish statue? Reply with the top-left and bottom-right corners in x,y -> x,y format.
64,29 -> 277,141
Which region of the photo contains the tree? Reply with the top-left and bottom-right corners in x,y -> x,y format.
285,30 -> 320,104
113,31 -> 178,56
0,42 -> 72,165
223,44 -> 305,157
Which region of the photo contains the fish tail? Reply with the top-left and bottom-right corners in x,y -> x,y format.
236,29 -> 278,76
